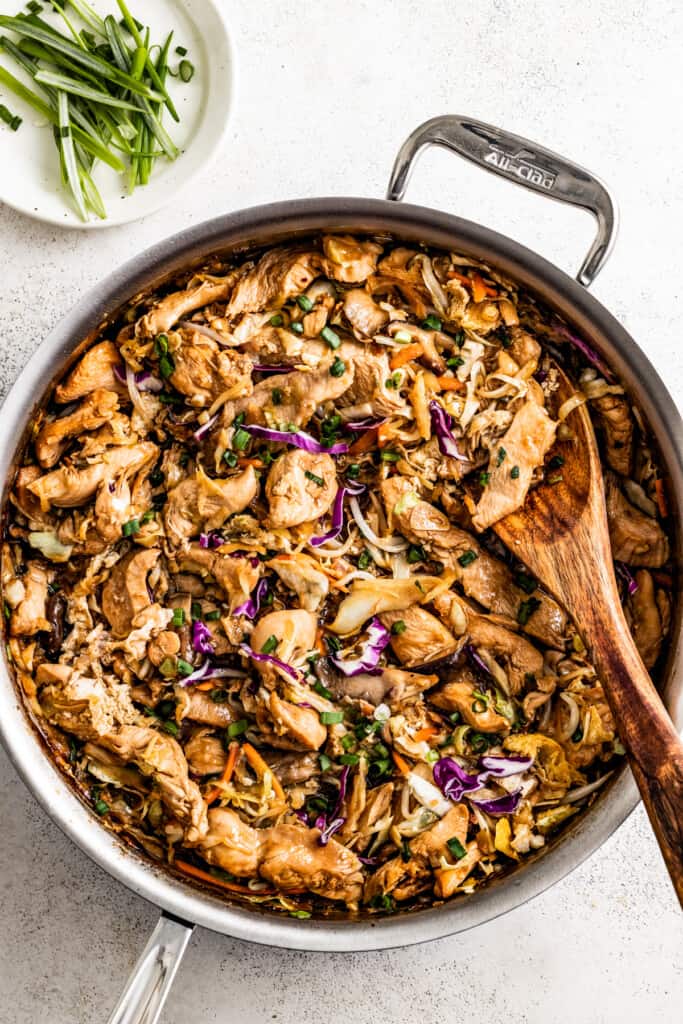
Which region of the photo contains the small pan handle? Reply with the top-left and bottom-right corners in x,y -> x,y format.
107,912 -> 194,1024
386,115 -> 618,288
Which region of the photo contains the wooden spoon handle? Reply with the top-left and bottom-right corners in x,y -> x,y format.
580,601 -> 683,906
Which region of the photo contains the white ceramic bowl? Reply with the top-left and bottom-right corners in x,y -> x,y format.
0,0 -> 234,228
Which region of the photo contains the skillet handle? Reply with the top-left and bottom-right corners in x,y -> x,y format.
386,114 -> 618,288
107,912 -> 194,1024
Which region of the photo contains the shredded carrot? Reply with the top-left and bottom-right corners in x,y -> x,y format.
447,269 -> 471,287
655,478 -> 669,518
389,341 -> 423,370
348,430 -> 378,455
435,375 -> 465,391
470,271 -> 497,302
392,750 -> 411,776
195,680 -> 216,691
203,741 -> 240,804
412,725 -> 438,743
377,422 -> 393,447
175,860 -> 275,896
237,458 -> 265,468
243,742 -> 286,801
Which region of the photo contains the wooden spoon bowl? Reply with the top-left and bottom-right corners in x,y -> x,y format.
495,364 -> 683,904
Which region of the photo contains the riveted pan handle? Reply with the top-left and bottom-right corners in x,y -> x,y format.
386,115 -> 618,288
107,912 -> 194,1024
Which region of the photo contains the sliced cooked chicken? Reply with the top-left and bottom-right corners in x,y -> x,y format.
101,548 -> 160,637
430,670 -> 512,733
593,394 -> 634,476
605,474 -> 669,567
380,606 -> 458,667
136,276 -> 236,337
265,450 -> 338,529
225,247 -> 320,317
343,288 -> 389,336
321,235 -> 382,283
471,399 -> 557,531
9,562 -> 51,636
177,546 -> 261,612
54,341 -> 123,403
164,467 -> 258,546
169,332 -> 253,407
433,591 -> 544,694
628,569 -> 665,669
219,362 -> 354,430
28,442 -> 158,510
35,389 -> 120,468
381,477 -> 567,648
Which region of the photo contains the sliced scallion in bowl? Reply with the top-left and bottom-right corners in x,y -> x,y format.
0,0 -> 196,221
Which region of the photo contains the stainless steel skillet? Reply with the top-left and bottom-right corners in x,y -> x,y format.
0,116 -> 680,1024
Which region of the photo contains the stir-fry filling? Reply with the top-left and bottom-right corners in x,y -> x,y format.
2,235 -> 674,916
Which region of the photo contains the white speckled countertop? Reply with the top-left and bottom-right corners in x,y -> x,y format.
0,2 -> 682,1021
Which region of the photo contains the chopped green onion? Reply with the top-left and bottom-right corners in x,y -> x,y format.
290,321 -> 304,335
162,720 -> 179,737
290,910 -> 311,919
339,753 -> 360,765
159,657 -> 176,678
330,356 -> 346,377
321,326 -> 341,349
305,470 -> 325,487
479,471 -> 490,487
471,697 -> 488,713
357,550 -> 372,570
548,473 -> 563,485
93,798 -> 110,816
122,518 -> 140,537
423,314 -> 442,330
391,620 -> 406,635
446,356 -> 464,369
171,608 -> 185,627
210,689 -> 228,703
296,294 -> 313,312
517,597 -> 541,626
572,725 -> 584,743
407,544 -> 426,564
159,354 -> 175,379
347,463 -> 361,479
0,103 -> 21,131
548,454 -> 565,470
340,734 -> 356,751
232,427 -> 251,451
312,680 -> 332,700
191,602 -> 202,620
379,449 -> 400,463
260,635 -> 278,655
326,635 -> 342,653
458,549 -> 478,568
319,753 -> 332,772
176,658 -> 194,677
223,451 -> 238,468
469,732 -> 489,753
446,837 -> 467,860
320,710 -> 344,725
393,329 -> 412,344
178,59 -> 194,82
269,314 -> 284,327
227,719 -> 249,738
515,572 -> 537,594
205,610 -> 221,622
496,447 -> 507,466
511,465 -> 520,480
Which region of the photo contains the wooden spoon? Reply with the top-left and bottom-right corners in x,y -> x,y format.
494,364 -> 683,905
